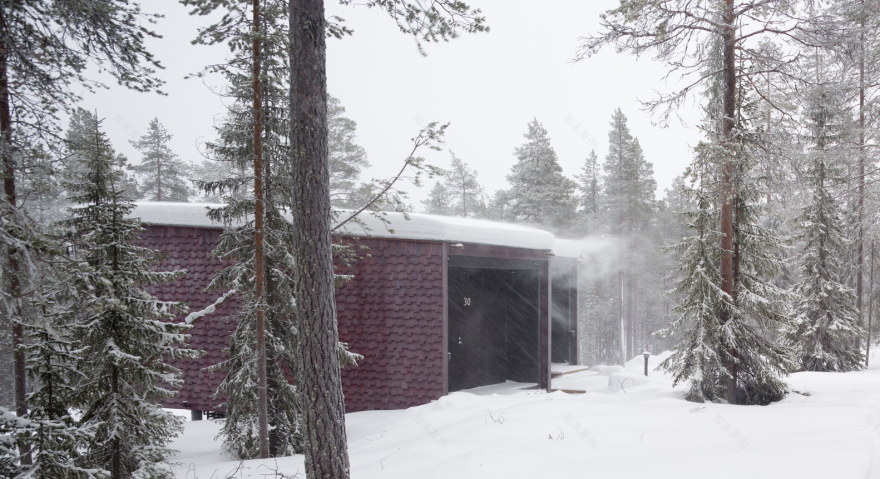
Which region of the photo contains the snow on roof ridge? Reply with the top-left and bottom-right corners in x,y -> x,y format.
129,202 -> 557,251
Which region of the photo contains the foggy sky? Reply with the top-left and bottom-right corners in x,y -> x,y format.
79,0 -> 702,206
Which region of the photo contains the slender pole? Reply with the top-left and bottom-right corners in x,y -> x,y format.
252,0 -> 270,459
857,1 -> 866,349
868,241 -> 874,367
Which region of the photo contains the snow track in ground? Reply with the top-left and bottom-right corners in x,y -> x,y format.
166,351 -> 880,479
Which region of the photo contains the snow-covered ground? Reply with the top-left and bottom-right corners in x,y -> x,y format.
166,351 -> 880,478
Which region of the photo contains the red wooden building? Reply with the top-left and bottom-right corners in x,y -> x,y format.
133,203 -> 578,414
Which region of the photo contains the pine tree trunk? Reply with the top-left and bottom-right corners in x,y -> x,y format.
856,16 -> 866,348
868,242 -> 874,367
719,0 -> 738,405
290,1 -> 351,477
0,13 -> 31,464
252,0 -> 270,459
111,363 -> 120,479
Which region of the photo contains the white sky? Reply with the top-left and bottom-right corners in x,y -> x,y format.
79,0 -> 704,206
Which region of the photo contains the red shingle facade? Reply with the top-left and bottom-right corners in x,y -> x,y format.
334,238 -> 446,412
141,226 -> 447,413
140,225 -> 236,412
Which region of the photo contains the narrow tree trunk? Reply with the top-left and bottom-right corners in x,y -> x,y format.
290,1 -> 351,477
618,269 -> 625,366
856,17 -> 866,348
719,0 -> 738,405
111,363 -> 120,479
252,0 -> 270,459
0,12 -> 31,464
868,241 -> 874,367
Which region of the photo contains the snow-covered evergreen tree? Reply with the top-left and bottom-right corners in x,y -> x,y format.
422,180 -> 454,216
131,118 -> 192,202
658,154 -> 728,402
328,95 -> 370,206
601,109 -> 656,233
601,109 -> 658,361
495,119 -> 577,233
575,149 -> 601,228
421,152 -> 484,217
58,115 -> 199,478
18,307 -> 98,479
787,71 -> 864,371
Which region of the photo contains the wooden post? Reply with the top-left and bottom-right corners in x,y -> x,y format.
568,265 -> 578,365
539,259 -> 551,391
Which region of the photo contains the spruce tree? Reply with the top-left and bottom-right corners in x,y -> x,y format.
1,0 -> 165,442
787,72 -> 864,371
19,305 -> 97,479
131,119 -> 193,202
575,149 -> 601,228
601,109 -> 657,361
59,115 -> 198,479
658,154 -> 728,402
498,119 -> 577,233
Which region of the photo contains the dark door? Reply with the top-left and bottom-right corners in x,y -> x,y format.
448,267 -> 540,391
448,268 -> 507,391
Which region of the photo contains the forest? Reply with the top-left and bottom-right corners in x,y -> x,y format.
2,0 -> 880,478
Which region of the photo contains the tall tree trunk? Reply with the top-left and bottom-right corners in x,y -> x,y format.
868,241 -> 874,367
618,270 -> 625,365
856,12 -> 866,348
252,0 -> 270,459
111,364 -> 120,479
719,0 -> 738,404
290,1 -> 351,477
0,11 -> 31,465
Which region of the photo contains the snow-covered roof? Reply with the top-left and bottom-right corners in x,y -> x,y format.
129,202 -> 234,228
336,211 -> 555,250
129,202 -> 556,251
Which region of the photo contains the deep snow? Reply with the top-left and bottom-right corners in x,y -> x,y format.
165,351 -> 880,478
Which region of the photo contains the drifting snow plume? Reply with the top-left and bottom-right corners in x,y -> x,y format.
552,236 -> 620,280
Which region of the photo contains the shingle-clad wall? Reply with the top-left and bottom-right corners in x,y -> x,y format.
334,238 -> 446,412
139,225 -> 235,411
141,226 -> 446,413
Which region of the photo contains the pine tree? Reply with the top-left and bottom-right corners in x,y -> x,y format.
187,0 -> 360,459
59,115 -> 199,479
328,95 -> 370,206
421,152 -> 484,217
580,0 -> 808,405
498,119 -> 577,233
131,119 -> 193,202
288,1 -> 486,476
787,66 -> 864,371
